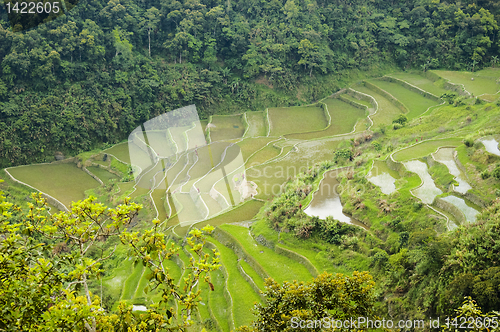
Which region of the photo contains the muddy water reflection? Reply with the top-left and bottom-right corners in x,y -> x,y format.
442,195 -> 479,223
404,160 -> 442,204
432,148 -> 471,194
367,160 -> 400,195
304,170 -> 367,229
482,139 -> 500,156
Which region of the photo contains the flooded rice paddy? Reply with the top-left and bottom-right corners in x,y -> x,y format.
432,148 -> 471,194
482,138 -> 500,156
304,170 -> 367,229
403,160 -> 442,204
367,160 -> 400,195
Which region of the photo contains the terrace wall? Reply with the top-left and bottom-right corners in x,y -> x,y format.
275,245 -> 319,277
381,76 -> 441,101
212,228 -> 269,280
425,71 -> 471,97
362,81 -> 408,113
346,88 -> 377,109
434,197 -> 466,225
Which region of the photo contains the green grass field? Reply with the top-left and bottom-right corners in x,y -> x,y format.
353,83 -> 403,126
341,94 -> 374,108
151,189 -> 169,221
208,237 -> 261,328
239,260 -> 265,290
393,138 -> 464,162
208,267 -> 231,331
432,69 -> 500,96
268,106 -> 327,136
8,163 -> 100,207
219,224 -> 314,284
175,200 -> 264,237
387,72 -> 449,97
121,261 -> 144,300
286,99 -> 366,140
245,111 -> 267,137
210,115 -> 245,142
368,78 -> 440,119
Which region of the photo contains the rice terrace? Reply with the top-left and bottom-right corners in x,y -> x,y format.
3,68 -> 500,330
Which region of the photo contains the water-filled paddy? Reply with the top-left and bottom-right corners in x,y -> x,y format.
368,79 -> 440,119
481,138 -> 500,156
393,138 -> 463,162
367,160 -> 400,195
87,166 -> 120,183
432,148 -> 471,194
209,115 -> 245,142
442,195 -> 479,223
285,98 -> 366,140
304,170 -> 367,229
8,163 -> 100,207
268,106 -> 327,136
404,160 -> 442,204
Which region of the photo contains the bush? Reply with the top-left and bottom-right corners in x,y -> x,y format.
334,148 -> 353,162
392,114 -> 408,126
492,166 -> 500,180
371,141 -> 382,151
440,92 -> 457,104
453,96 -> 466,107
481,170 -> 490,179
464,135 -> 474,147
393,123 -> 403,130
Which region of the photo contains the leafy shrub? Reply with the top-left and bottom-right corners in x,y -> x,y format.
463,135 -> 474,147
371,250 -> 389,268
481,170 -> 490,179
413,202 -> 423,211
492,166 -> 500,180
392,114 -> 408,125
371,141 -> 382,151
334,148 -> 353,161
393,123 -> 403,130
440,92 -> 457,104
453,96 -> 466,107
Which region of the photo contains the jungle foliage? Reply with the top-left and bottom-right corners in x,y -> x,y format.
1,0 -> 500,166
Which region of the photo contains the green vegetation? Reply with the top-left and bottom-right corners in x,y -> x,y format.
87,166 -> 120,183
208,237 -> 261,327
287,98 -> 367,140
368,78 -> 440,119
387,72 -> 450,97
354,84 -> 403,126
244,112 -> 268,138
268,106 -> 327,136
219,225 -> 313,284
4,0 -> 500,329
393,138 -> 464,162
7,163 -> 99,207
433,69 -> 500,96
104,143 -> 131,164
209,115 -> 245,142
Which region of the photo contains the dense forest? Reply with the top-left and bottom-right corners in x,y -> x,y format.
1,0 -> 500,167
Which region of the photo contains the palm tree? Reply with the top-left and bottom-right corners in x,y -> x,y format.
492,55 -> 498,68
231,77 -> 240,93
471,60 -> 478,72
220,67 -> 231,85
